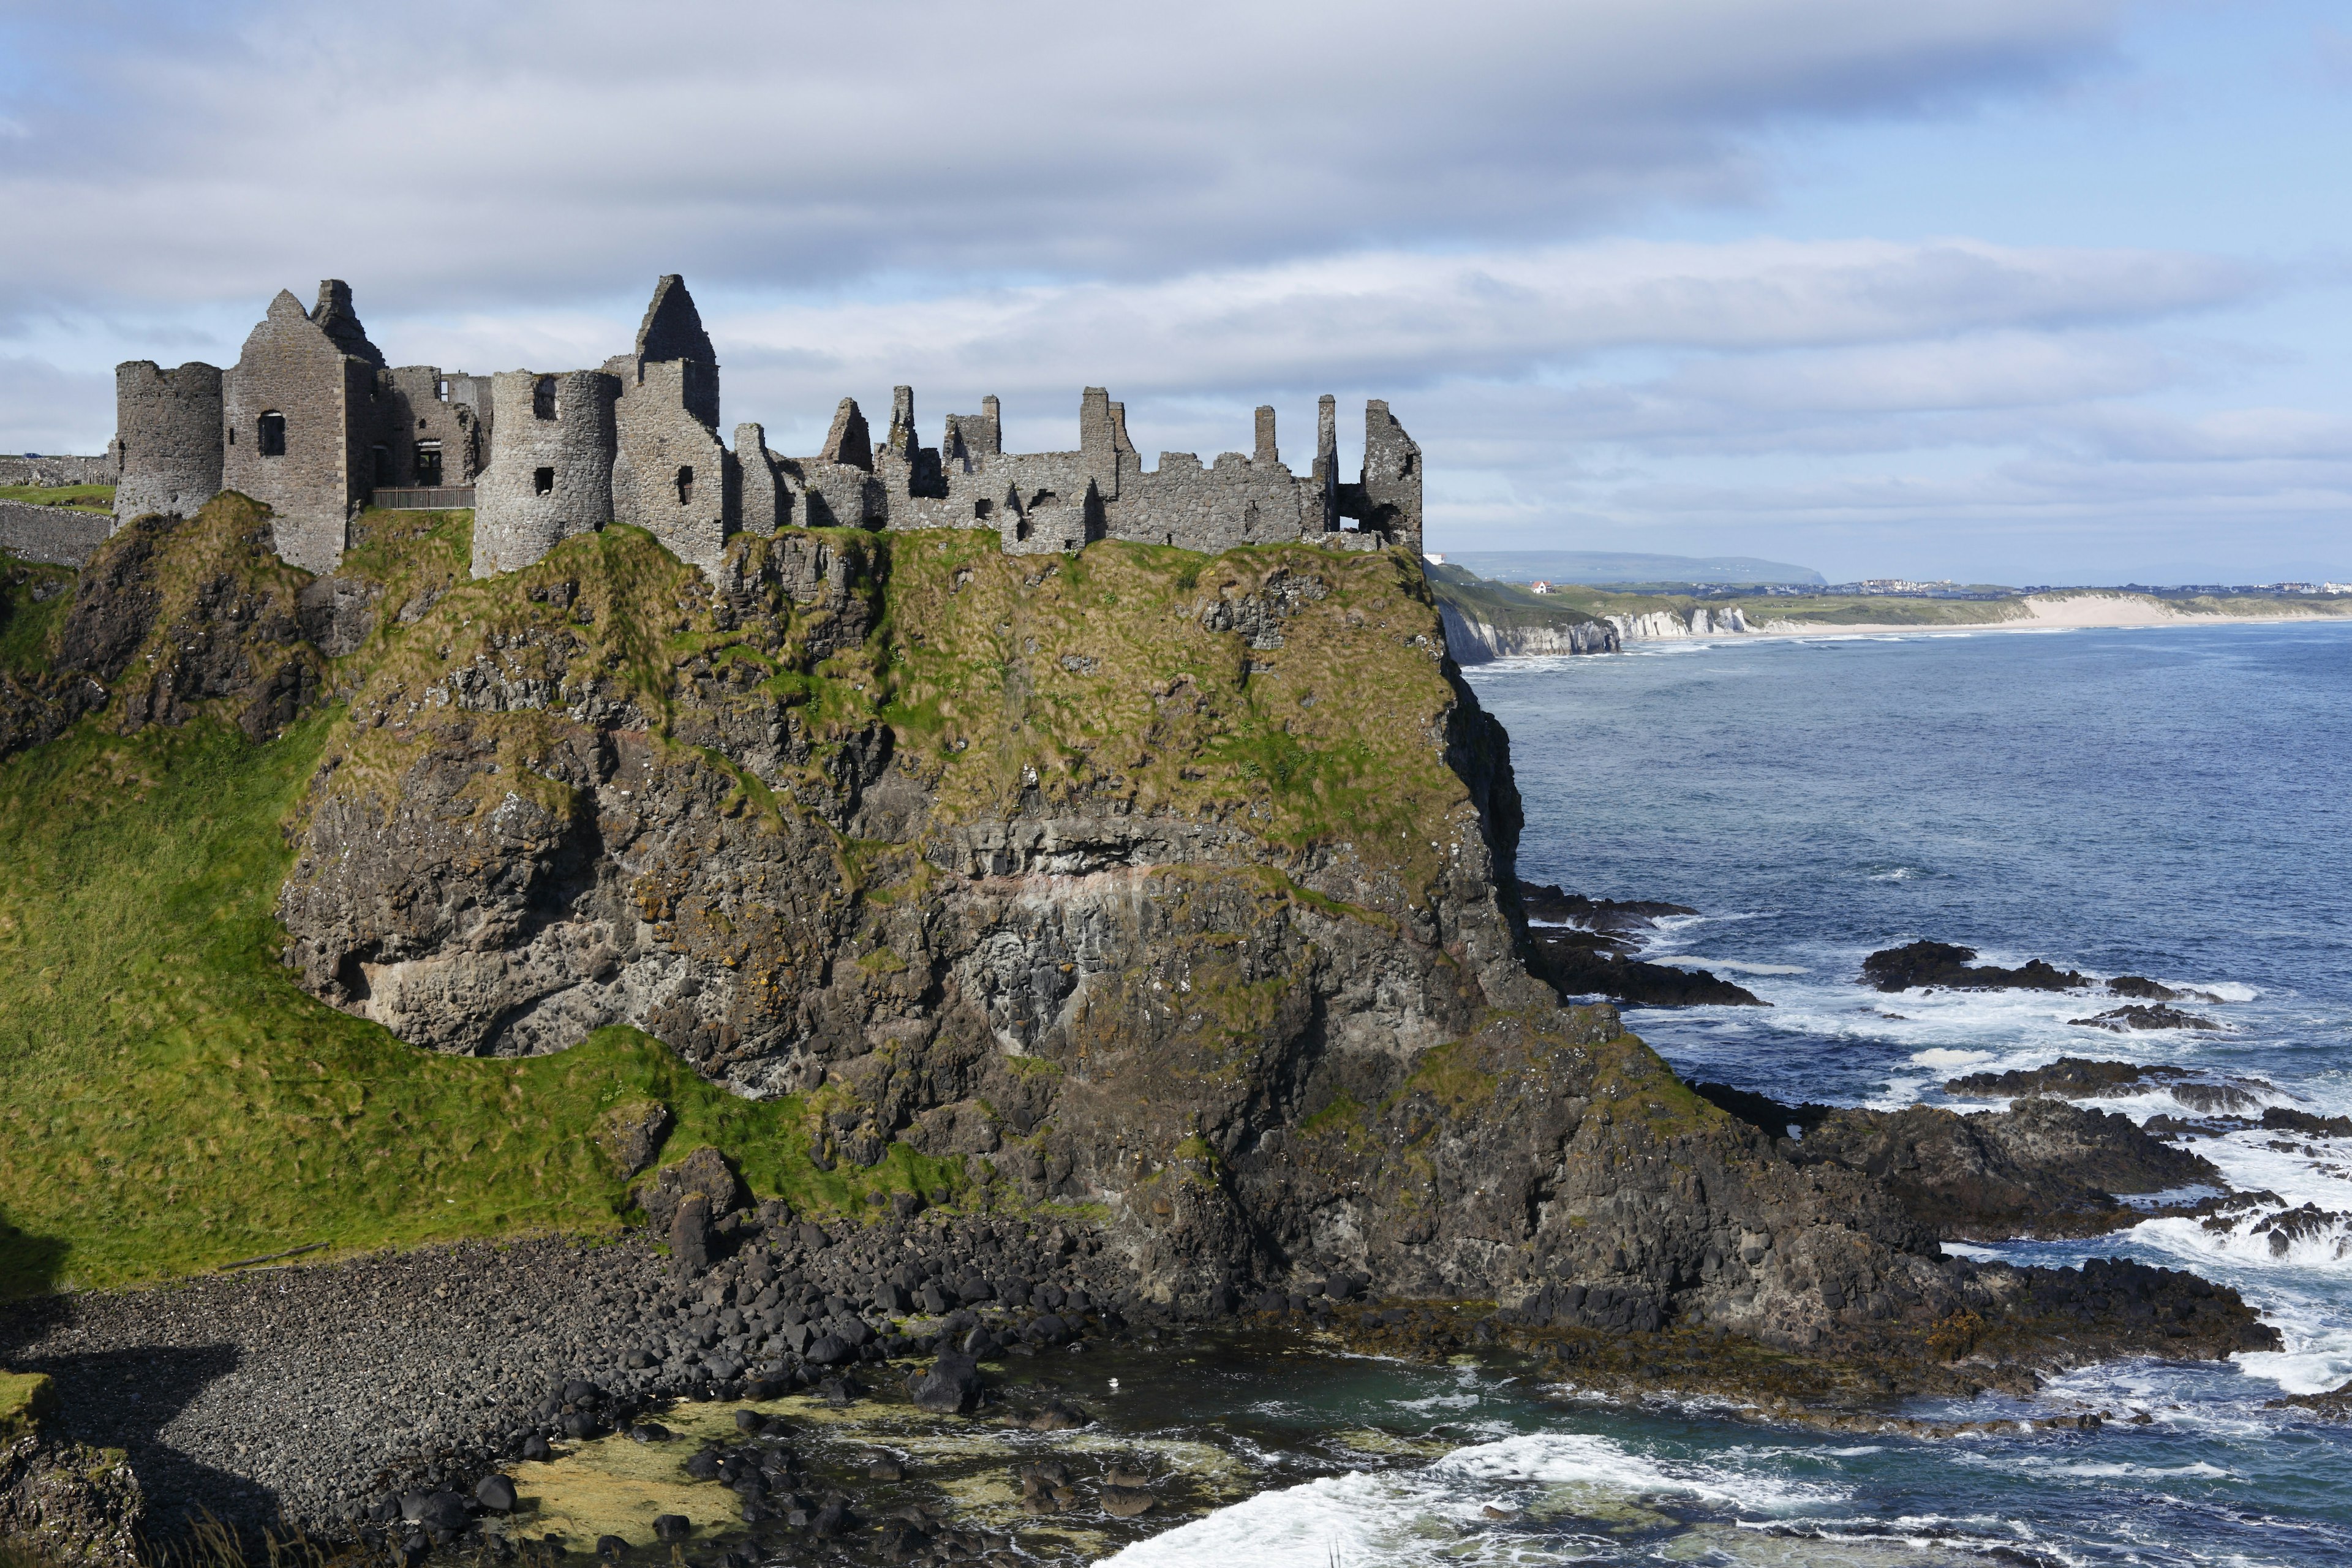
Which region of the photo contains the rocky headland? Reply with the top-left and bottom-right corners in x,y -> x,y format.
0,500 -> 2290,1558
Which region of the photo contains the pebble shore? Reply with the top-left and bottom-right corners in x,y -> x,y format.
0,1210 -> 1121,1540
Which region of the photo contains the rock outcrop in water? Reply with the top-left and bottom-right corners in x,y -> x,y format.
1693,1082 -> 2222,1240
1517,883 -> 1766,1007
2,497 -> 2278,1374
1862,940 -> 2223,1005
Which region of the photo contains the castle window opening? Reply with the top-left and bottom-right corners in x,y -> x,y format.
533,466 -> 554,496
258,412 -> 286,456
676,466 -> 693,505
415,441 -> 443,488
371,445 -> 393,486
533,377 -> 557,420
1016,514 -> 1032,542
436,378 -> 451,402
973,499 -> 992,520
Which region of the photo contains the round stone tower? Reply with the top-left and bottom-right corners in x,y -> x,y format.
111,361 -> 224,527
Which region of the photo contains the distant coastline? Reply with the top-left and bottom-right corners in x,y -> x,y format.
1428,564 -> 2352,662
1752,590 -> 2352,638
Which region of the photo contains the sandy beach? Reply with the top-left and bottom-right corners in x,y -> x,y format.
1754,592 -> 2352,638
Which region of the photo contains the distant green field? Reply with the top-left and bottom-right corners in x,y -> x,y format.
0,484 -> 114,512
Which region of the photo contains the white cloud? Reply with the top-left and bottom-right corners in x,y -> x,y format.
0,0 -> 2124,307
6,0 -> 2344,582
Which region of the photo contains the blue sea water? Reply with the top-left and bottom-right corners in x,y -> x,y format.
1109,622 -> 2352,1568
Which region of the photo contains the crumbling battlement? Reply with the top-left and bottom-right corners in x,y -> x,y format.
108,273 -> 1421,580
0,454 -> 116,489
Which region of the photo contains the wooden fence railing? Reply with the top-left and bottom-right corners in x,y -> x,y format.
372,486 -> 475,511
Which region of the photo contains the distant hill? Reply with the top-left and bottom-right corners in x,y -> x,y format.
1436,551 -> 1825,587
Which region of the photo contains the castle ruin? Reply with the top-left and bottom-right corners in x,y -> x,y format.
108,275 -> 1422,576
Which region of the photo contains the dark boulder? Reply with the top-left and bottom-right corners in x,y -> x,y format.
1527,927 -> 1764,1008
1099,1485 -> 1155,1518
401,1492 -> 469,1533
474,1476 -> 517,1513
595,1100 -> 674,1177
1945,1057 -> 2267,1114
652,1513 -> 692,1542
669,1193 -> 714,1272
637,1145 -> 749,1237
908,1354 -> 983,1414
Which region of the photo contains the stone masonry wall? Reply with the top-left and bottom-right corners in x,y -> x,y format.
381,368 -> 492,488
0,500 -> 108,567
101,273 -> 1426,582
1351,399 -> 1423,556
473,371 -> 619,578
222,288 -> 374,573
733,424 -> 788,534
610,358 -> 729,573
110,362 -> 222,526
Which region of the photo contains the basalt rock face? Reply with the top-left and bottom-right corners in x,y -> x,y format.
0,1423 -> 146,1568
257,514 -> 1980,1337
23,501 -> 2270,1362
1,497 -> 366,760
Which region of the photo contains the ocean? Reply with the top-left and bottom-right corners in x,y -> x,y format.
1098,621 -> 2352,1568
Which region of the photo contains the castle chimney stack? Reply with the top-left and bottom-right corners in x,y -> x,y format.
1254,405 -> 1278,466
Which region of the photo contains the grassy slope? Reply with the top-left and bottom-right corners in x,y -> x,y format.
883,533 -> 1471,898
1,557 -> 76,677
0,714 -> 966,1295
1424,564 -> 1612,635
0,508 -> 1482,1296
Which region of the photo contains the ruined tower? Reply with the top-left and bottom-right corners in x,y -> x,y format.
472,371 -> 620,578
111,361 -> 224,526
1353,400 -> 1423,556
605,276 -> 730,572
221,282 -> 388,572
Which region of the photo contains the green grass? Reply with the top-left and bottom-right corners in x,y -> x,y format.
0,554 -> 75,676
0,713 -> 976,1298
0,1370 -> 55,1440
0,484 -> 113,512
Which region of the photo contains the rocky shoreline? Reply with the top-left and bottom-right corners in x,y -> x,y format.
0,1207 -> 2288,1565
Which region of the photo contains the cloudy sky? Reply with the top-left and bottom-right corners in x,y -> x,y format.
1,0 -> 2345,582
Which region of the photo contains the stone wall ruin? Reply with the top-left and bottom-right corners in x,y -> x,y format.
106,273 -> 1423,581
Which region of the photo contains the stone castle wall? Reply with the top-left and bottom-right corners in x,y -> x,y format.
110,362 -> 222,524
0,500 -> 110,567
103,272 -> 1425,584
0,454 -> 115,489
609,358 -> 729,573
472,371 -> 619,578
382,368 -> 492,490
221,288 -> 376,573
